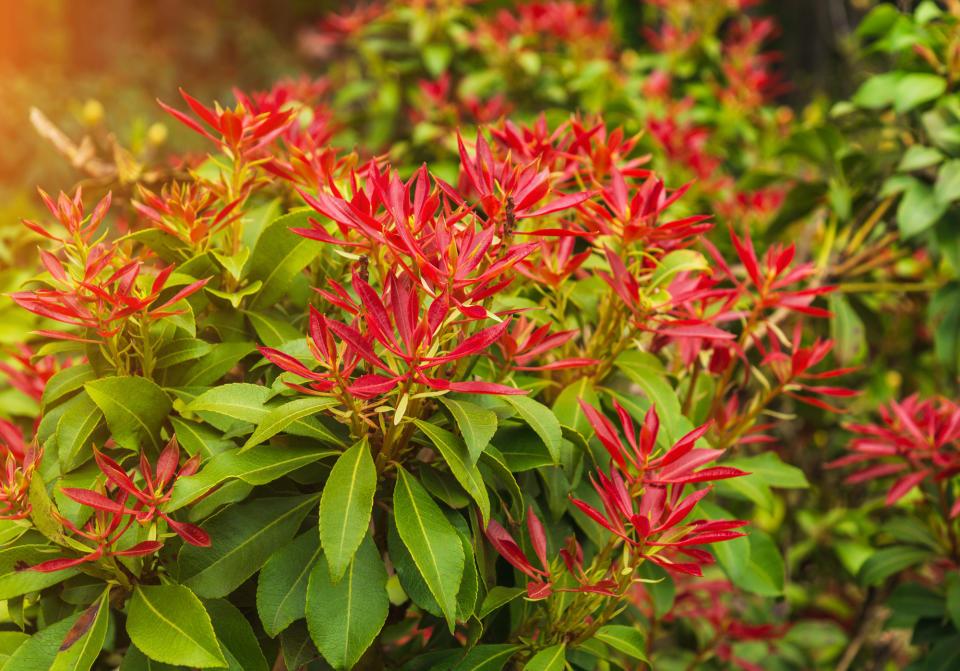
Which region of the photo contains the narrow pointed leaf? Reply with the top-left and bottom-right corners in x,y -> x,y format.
258,531 -> 323,637
306,534 -> 388,671
500,396 -> 562,465
319,440 -> 377,584
414,420 -> 490,521
393,468 -> 464,632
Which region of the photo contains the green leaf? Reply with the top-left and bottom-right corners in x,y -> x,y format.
595,625 -> 647,661
895,74 -> 947,114
41,364 -> 94,409
478,448 -> 524,522
437,397 -> 497,463
858,546 -> 934,586
279,622 -> 317,671
0,544 -> 78,599
615,350 -> 682,440
421,466 -> 471,508
186,383 -> 271,425
501,396 -> 562,465
49,588 -> 111,671
898,145 -> 944,172
723,452 -> 809,489
118,644 -> 184,670
241,396 -> 339,452
887,582 -> 945,619
935,159 -> 960,206
551,377 -> 597,438
735,531 -> 785,597
167,444 -> 335,511
393,467 -> 464,632
650,249 -> 707,288
257,531 -> 323,638
477,586 -> 525,619
243,310 -> 303,347
84,377 -> 171,451
203,599 -> 269,671
852,72 -> 902,109
180,342 -> 256,386
56,391 -> 104,471
898,178 -> 948,237
925,634 -> 960,671
319,440 -> 377,584
523,644 -> 566,671
0,614 -> 80,671
946,574 -> 960,631
171,417 -> 235,459
247,210 -> 321,309
178,494 -> 320,598
306,534 -> 388,671
450,644 -> 521,671
414,420 -> 490,521
637,561 -> 675,619
0,632 -> 28,667
155,338 -> 214,370
126,584 -> 226,668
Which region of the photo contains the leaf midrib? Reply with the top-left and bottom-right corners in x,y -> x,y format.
137,588 -> 221,664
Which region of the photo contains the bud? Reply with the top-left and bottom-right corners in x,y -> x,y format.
147,122 -> 169,147
81,99 -> 105,127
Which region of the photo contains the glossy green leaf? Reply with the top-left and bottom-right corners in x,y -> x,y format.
243,310 -> 303,347
41,364 -> 94,409
186,383 -> 271,425
126,584 -> 226,668
171,417 -> 235,458
168,444 -> 335,511
0,544 -> 77,599
178,494 -> 320,598
478,586 -> 526,619
319,440 -> 377,584
154,339 -> 214,370
450,644 -> 521,671
85,376 -> 171,451
414,420 -> 490,521
615,350 -> 681,440
723,452 -> 809,489
393,467 -> 464,632
279,622 -> 318,671
180,342 -> 256,386
258,531 -> 323,637
735,531 -> 785,597
241,396 -> 339,451
650,249 -> 707,288
437,396 -> 497,463
49,588 -> 111,671
552,377 -> 597,438
595,625 -> 647,661
501,396 -> 562,464
523,644 -> 566,671
247,210 -> 320,309
117,643 -> 184,670
203,599 -> 269,671
0,614 -> 80,671
306,534 -> 388,671
56,391 -> 103,471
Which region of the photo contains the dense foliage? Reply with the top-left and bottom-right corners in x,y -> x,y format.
0,1 -> 959,670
